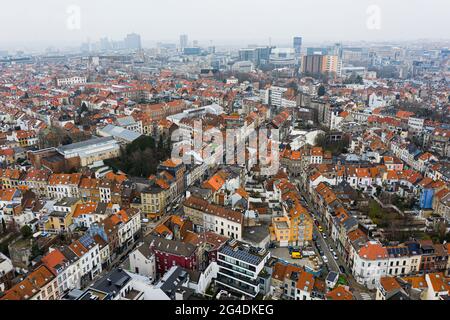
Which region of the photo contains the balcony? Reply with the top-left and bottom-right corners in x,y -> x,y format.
217,267 -> 258,286
215,274 -> 258,297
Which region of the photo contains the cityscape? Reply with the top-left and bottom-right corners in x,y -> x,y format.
0,0 -> 449,307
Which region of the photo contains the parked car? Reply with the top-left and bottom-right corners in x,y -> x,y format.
339,265 -> 346,274
322,256 -> 329,264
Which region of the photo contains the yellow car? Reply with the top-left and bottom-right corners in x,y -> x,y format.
318,226 -> 323,232
291,251 -> 302,259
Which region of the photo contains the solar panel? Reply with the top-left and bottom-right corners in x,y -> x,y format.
221,245 -> 263,266
79,234 -> 94,249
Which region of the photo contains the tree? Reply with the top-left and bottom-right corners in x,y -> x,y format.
436,221 -> 448,242
31,242 -> 43,259
105,135 -> 171,178
1,218 -> 6,234
317,85 -> 326,97
20,225 -> 33,239
315,133 -> 327,148
355,75 -> 364,84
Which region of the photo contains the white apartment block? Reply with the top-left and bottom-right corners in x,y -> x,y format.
56,76 -> 87,87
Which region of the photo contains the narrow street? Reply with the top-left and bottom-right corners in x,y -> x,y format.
296,179 -> 374,299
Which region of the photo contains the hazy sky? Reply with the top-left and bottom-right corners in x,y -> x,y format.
1,0 -> 449,50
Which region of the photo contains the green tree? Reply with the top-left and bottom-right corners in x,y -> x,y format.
31,242 -> 43,259
20,225 -> 33,239
1,218 -> 6,234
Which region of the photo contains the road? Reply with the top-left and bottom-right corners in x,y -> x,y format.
313,226 -> 339,273
296,179 -> 374,298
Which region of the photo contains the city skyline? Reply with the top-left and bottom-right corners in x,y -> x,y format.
1,0 -> 450,51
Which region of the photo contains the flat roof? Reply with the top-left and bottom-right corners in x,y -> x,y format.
58,136 -> 116,153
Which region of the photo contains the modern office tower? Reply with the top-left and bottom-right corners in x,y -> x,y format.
330,43 -> 343,59
180,34 -> 188,49
293,36 -> 303,55
255,46 -> 272,65
238,48 -> 256,62
124,33 -> 142,50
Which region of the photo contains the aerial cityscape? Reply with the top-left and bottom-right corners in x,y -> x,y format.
0,0 -> 450,306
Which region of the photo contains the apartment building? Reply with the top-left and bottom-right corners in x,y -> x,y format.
215,240 -> 271,298
183,196 -> 244,240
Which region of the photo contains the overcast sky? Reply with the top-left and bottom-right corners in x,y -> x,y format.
1,0 -> 449,51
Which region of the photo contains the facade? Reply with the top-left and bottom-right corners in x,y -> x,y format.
57,137 -> 121,167
0,265 -> 59,300
352,241 -> 389,289
183,196 -> 244,240
128,242 -> 156,282
56,76 -> 87,87
215,240 -> 271,298
147,235 -> 198,275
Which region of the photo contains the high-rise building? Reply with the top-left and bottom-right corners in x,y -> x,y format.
302,54 -> 324,74
180,34 -> 188,49
269,48 -> 296,67
293,37 -> 302,55
302,54 -> 342,77
99,37 -> 111,51
238,48 -> 256,62
238,47 -> 273,67
124,33 -> 142,50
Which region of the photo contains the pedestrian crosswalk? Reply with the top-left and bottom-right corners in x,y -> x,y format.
357,292 -> 372,300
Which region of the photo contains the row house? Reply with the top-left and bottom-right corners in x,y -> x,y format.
78,177 -> 101,202
183,196 -> 244,240
0,168 -> 23,189
139,180 -> 168,219
7,130 -> 38,148
47,173 -> 82,200
67,234 -> 102,285
41,248 -> 81,295
157,158 -> 186,203
23,169 -> 51,197
0,265 -> 59,300
72,202 -> 115,229
270,178 -> 314,247
270,262 -> 317,300
0,265 -> 60,300
147,235 -> 198,275
91,208 -> 141,256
